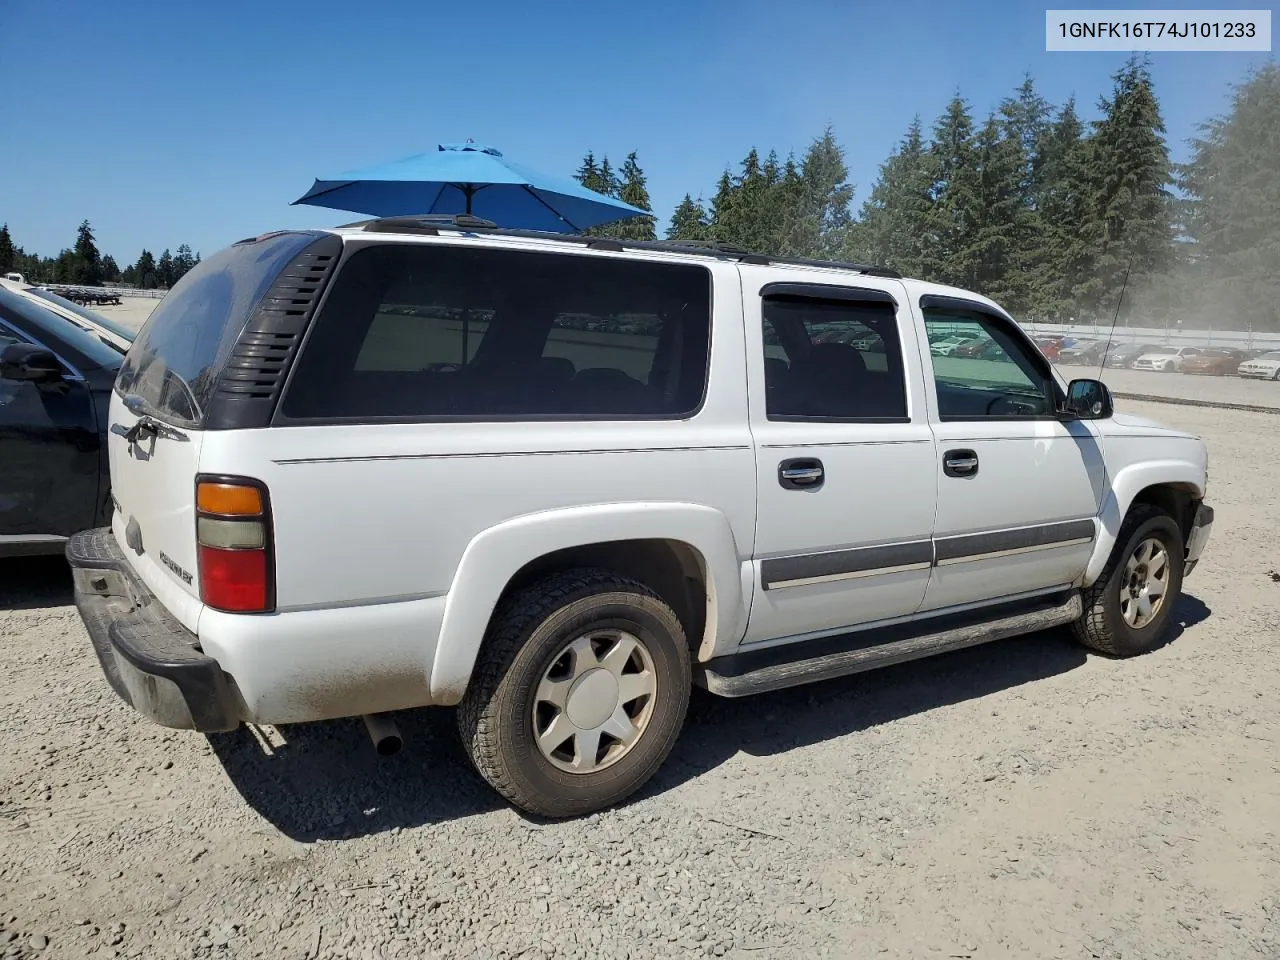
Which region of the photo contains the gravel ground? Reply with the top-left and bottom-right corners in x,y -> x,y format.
3,393 -> 1278,959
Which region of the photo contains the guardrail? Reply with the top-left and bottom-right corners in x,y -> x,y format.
1021,322 -> 1280,351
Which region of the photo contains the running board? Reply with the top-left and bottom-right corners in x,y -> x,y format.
697,591 -> 1082,697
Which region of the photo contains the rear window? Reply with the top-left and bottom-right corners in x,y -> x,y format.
115,231 -> 321,426
279,243 -> 712,421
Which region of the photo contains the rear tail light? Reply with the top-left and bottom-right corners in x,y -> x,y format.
195,476 -> 274,613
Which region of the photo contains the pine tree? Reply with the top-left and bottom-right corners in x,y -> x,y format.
1033,98 -> 1091,318
1176,63 -> 1280,332
101,254 -> 120,283
783,127 -> 854,259
925,94 -> 982,286
608,152 -> 657,242
73,219 -> 103,285
0,224 -> 14,274
999,74 -> 1052,195
157,249 -> 175,288
708,170 -> 738,245
574,151 -> 600,192
727,148 -> 772,251
1074,56 -> 1174,317
597,157 -> 620,198
666,194 -> 710,241
134,250 -> 157,289
852,116 -> 936,274
969,114 -> 1036,309
173,244 -> 197,282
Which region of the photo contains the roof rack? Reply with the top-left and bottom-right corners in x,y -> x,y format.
351,215 -> 902,279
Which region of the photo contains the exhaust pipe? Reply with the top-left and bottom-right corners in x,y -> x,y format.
361,713 -> 402,756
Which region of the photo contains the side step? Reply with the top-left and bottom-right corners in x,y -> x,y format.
697,591 -> 1082,697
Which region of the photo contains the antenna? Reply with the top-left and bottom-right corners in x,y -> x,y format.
1096,215 -> 1133,381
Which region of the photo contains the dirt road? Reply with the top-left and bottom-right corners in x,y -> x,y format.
1,399 -> 1277,960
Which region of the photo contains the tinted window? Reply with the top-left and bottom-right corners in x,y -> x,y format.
115,231 -> 321,426
923,307 -> 1058,418
0,286 -> 123,370
761,295 -> 907,420
281,244 -> 712,420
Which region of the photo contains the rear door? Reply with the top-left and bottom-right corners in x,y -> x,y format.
740,270 -> 939,646
108,231 -> 327,630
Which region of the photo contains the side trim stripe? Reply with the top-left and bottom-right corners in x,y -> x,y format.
933,519 -> 1096,563
761,519 -> 1096,590
761,540 -> 933,591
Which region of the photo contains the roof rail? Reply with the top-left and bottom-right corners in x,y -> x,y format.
351,215 -> 901,278
362,214 -> 499,235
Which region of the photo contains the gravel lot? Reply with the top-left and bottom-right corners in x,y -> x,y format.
1,396 -> 1277,960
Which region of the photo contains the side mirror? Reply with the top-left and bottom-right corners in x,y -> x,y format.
0,343 -> 64,383
1064,378 -> 1113,420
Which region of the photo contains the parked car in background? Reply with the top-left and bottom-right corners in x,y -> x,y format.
1237,351 -> 1280,380
1104,343 -> 1147,368
0,285 -> 122,557
0,277 -> 134,352
1033,337 -> 1062,360
1132,346 -> 1203,372
1057,340 -> 1109,365
953,337 -> 999,359
929,335 -> 971,356
1182,348 -> 1250,376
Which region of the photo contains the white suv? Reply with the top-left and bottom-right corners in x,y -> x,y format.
68,217 -> 1215,818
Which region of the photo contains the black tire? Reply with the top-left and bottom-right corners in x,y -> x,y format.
1071,504 -> 1184,657
457,567 -> 691,818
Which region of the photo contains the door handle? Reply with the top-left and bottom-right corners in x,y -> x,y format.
779,458 -> 824,490
943,449 -> 979,478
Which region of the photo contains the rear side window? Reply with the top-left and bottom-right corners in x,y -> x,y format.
279,243 -> 712,421
115,231 -> 321,426
762,295 -> 908,421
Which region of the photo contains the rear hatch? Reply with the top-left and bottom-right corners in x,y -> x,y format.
108,230 -> 336,631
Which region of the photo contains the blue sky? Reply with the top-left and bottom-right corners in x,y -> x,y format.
0,0 -> 1270,264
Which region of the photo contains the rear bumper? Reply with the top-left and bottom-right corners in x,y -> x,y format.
66,528 -> 239,732
1184,502 -> 1214,577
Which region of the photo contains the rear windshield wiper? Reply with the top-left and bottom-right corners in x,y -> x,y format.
114,394 -> 190,443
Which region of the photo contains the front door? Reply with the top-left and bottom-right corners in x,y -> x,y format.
0,318 -> 100,543
741,270 -> 939,646
916,296 -> 1107,612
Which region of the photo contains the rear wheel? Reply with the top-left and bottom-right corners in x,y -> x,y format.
457,568 -> 691,818
1072,504 -> 1184,657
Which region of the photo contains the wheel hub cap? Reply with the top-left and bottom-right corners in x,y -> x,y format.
1120,537 -> 1170,630
532,629 -> 657,774
565,669 -> 620,729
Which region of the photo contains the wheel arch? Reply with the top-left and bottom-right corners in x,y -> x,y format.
1084,462 -> 1205,586
429,502 -> 749,704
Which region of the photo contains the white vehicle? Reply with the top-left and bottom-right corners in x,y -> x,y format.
0,277 -> 134,352
1131,346 -> 1202,372
929,334 -> 970,356
68,218 -> 1215,818
1237,351 -> 1280,380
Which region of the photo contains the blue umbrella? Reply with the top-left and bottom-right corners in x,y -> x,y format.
292,140 -> 649,233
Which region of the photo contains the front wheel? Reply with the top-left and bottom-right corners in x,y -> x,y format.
457,568 -> 691,818
1072,504 -> 1184,657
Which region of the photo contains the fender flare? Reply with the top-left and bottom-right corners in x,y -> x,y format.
1085,459 -> 1206,585
428,502 -> 748,704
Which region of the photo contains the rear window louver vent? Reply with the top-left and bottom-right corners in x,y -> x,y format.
205,233 -> 344,430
